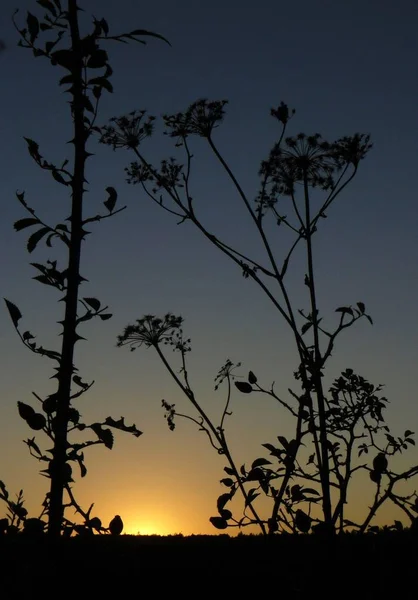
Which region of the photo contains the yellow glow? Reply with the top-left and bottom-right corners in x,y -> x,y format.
121,509 -> 185,536
125,520 -> 166,536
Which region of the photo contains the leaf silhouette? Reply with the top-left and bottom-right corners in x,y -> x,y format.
108,515 -> 123,535
235,381 -> 252,394
127,29 -> 171,46
104,416 -> 142,437
18,402 -> 35,421
4,299 -> 22,327
27,227 -> 50,253
217,492 -> 232,513
83,297 -> 101,311
248,371 -> 257,384
14,218 -> 40,231
91,424 -> 114,449
209,516 -> 228,530
26,12 -> 40,43
26,412 -> 46,431
251,457 -> 272,468
104,187 -> 117,212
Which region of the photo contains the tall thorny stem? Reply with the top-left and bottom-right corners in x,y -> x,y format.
3,0 -> 166,537
47,0 -> 85,538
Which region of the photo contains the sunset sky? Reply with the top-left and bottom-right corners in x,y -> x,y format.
0,0 -> 417,535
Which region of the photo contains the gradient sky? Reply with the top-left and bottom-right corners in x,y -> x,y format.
0,0 -> 417,535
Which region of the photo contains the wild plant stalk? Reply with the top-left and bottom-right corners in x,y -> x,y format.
3,0 -> 167,537
101,101 -> 375,533
117,318 -> 267,533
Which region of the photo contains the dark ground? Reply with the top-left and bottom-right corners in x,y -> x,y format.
0,531 -> 416,597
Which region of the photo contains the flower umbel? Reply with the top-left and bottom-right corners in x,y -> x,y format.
163,99 -> 228,139
266,133 -> 337,193
117,314 -> 185,350
100,110 -> 155,150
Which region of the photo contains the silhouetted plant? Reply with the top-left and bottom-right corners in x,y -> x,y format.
1,0 -> 168,537
117,318 -> 418,534
107,99 -> 418,535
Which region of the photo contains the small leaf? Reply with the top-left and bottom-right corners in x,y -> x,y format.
82,95 -> 95,113
248,371 -> 257,384
18,401 -> 36,421
104,187 -> 117,212
224,466 -> 234,476
79,461 -> 87,478
301,322 -> 312,335
100,18 -> 109,35
251,458 -> 272,469
108,515 -> 123,535
91,424 -> 114,449
246,468 -> 263,482
369,470 -> 381,484
89,77 -> 113,93
235,381 -> 253,394
27,12 -> 40,43
220,478 -> 234,487
73,375 -> 89,389
89,517 -> 101,530
404,430 -> 414,437
52,170 -> 68,185
373,453 -> 388,474
99,313 -> 112,321
25,437 -> 42,456
24,137 -> 40,160
27,227 -> 50,253
209,516 -> 228,530
217,493 -> 231,513
303,488 -> 320,496
14,218 -> 40,231
83,297 -> 101,311
4,299 -> 22,327
262,443 -> 283,459
219,509 -> 232,520
26,412 -> 46,431
335,306 -> 354,315
68,408 -> 80,424
277,436 -> 289,450
127,29 -> 171,45
104,416 -> 142,437
357,301 -> 365,313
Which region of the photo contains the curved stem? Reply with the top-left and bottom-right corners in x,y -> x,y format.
153,343 -> 266,534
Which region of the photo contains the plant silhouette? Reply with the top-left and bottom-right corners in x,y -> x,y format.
1,0 -> 168,538
106,100 -> 418,535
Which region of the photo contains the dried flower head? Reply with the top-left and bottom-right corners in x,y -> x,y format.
100,110 -> 155,150
117,313 -> 187,350
163,99 -> 228,139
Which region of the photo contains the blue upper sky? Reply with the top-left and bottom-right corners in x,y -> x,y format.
0,0 -> 417,534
